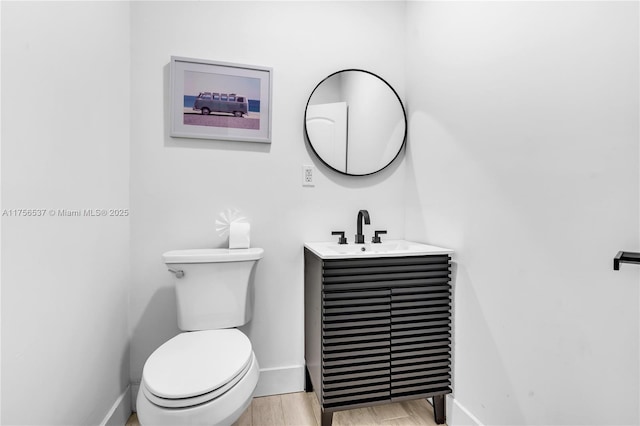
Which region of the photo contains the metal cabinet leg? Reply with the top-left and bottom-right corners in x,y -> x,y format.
321,411 -> 334,426
433,395 -> 446,424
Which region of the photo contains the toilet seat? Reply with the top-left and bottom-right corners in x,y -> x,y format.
141,329 -> 253,408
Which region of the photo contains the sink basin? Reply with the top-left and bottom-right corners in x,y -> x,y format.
304,239 -> 453,259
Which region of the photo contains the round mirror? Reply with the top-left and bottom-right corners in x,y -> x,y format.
304,69 -> 407,176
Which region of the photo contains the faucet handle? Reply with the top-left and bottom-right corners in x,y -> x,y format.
331,231 -> 348,245
372,230 -> 387,244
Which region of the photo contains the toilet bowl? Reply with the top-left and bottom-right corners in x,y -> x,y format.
137,329 -> 259,425
136,248 -> 264,425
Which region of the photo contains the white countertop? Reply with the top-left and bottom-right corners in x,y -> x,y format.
304,239 -> 453,260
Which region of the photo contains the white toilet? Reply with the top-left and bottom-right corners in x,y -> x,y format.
137,247 -> 264,425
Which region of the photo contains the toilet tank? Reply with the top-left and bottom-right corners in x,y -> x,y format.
163,248 -> 264,331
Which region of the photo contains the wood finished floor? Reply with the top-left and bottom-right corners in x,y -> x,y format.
126,391 -> 441,426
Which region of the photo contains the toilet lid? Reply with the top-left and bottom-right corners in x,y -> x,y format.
142,329 -> 253,400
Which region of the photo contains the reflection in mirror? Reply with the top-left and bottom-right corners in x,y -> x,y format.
304,70 -> 407,176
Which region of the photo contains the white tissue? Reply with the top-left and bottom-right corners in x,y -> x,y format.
229,222 -> 251,249
215,208 -> 247,237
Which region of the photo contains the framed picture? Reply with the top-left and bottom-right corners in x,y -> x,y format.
170,56 -> 272,143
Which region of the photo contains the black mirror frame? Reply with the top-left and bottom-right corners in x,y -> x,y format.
303,69 -> 408,177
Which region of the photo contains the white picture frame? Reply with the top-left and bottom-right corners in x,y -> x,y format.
170,56 -> 272,143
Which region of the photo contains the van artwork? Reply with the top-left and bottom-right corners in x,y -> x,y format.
183,90 -> 260,130
193,92 -> 248,117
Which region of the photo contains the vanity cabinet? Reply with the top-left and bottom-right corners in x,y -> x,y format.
304,249 -> 452,426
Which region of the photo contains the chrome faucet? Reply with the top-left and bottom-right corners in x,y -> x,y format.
355,210 -> 370,244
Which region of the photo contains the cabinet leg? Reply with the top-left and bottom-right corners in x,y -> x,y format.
433,395 -> 446,424
304,366 -> 313,392
321,411 -> 333,426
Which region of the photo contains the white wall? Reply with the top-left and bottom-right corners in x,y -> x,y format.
4,3 -> 637,425
129,1 -> 407,398
1,2 -> 4,421
405,2 -> 639,425
1,2 -> 131,424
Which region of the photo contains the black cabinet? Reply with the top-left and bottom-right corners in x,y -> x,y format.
304,249 -> 452,426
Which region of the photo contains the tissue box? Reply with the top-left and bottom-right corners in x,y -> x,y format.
229,222 -> 250,249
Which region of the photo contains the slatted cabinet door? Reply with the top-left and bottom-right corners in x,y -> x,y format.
389,257 -> 452,399
322,288 -> 392,408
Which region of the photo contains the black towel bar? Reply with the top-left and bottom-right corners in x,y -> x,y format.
614,251 -> 640,270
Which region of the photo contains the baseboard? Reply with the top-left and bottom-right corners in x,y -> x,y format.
100,385 -> 131,426
253,364 -> 305,397
447,395 -> 485,426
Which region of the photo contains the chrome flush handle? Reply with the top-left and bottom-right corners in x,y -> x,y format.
168,268 -> 184,278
